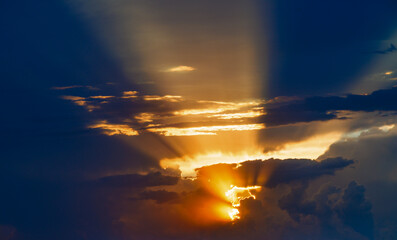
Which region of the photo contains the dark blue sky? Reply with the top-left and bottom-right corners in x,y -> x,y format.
265,0 -> 397,96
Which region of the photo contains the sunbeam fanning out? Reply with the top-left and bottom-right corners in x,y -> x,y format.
4,0 -> 397,239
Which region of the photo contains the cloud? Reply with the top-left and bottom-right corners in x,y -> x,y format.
278,181 -> 374,240
0,156 -> 366,240
315,128 -> 397,239
58,86 -> 397,140
89,95 -> 114,99
336,181 -> 374,239
138,190 -> 180,204
262,86 -> 397,127
88,120 -> 139,136
366,43 -> 397,54
97,172 -> 179,188
143,95 -> 183,102
263,157 -> 354,188
52,85 -> 99,90
149,123 -> 264,136
60,90 -> 265,136
165,66 -> 196,72
196,157 -> 353,189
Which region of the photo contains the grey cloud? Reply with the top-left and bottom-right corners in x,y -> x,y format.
318,133 -> 397,239
278,181 -> 374,240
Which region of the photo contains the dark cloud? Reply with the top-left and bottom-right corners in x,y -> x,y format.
264,158 -> 353,187
336,182 -> 374,239
278,181 -> 374,240
262,86 -> 397,127
197,157 -> 354,188
138,190 -> 180,204
0,156 -> 371,240
97,172 -> 179,188
79,94 -> 215,124
367,43 -> 397,54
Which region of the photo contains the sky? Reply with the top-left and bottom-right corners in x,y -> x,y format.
1,0 -> 397,239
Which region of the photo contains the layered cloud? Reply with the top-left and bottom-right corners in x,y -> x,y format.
58,86 -> 397,139
59,89 -> 266,136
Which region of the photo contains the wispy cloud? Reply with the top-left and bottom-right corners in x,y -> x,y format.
59,90 -> 266,137
88,121 -> 139,136
143,95 -> 183,102
149,124 -> 265,136
165,66 -> 196,72
52,85 -> 99,90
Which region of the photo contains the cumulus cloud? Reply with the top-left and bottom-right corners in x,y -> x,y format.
278,181 -> 374,240
317,131 -> 397,239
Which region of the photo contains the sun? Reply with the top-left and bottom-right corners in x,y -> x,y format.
228,208 -> 240,221
224,185 -> 261,221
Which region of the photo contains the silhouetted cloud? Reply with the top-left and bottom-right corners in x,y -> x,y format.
262,86 -> 397,126
97,172 -> 179,188
139,190 -> 180,203
197,157 -> 353,188
366,43 -> 397,54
